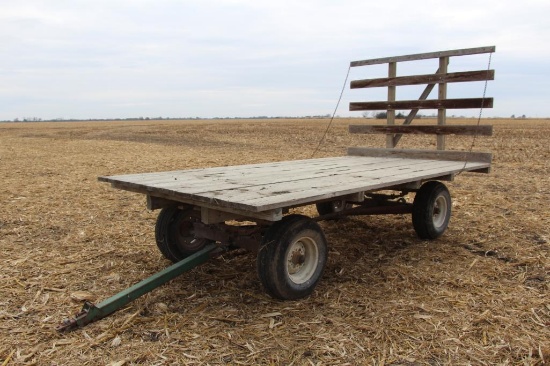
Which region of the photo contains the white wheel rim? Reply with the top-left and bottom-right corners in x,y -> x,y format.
286,236 -> 319,284
432,195 -> 448,228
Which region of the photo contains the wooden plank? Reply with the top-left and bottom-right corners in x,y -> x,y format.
350,70 -> 495,89
99,157 -> 361,187
348,147 -> 492,163
197,160 -> 468,206
104,157 -> 421,202
153,158 -> 431,192
100,156 -> 390,189
387,62 -> 397,148
113,182 -> 284,221
103,155 -> 491,214
99,156 -> 371,184
349,98 -> 493,111
437,56 -> 448,150
109,157 -> 431,197
239,161 -> 488,211
349,125 -> 493,136
109,158 -> 487,213
350,46 -> 495,67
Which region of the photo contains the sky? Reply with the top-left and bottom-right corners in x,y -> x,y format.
1,0 -> 549,120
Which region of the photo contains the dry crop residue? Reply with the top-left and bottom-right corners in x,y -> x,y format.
0,118 -> 548,365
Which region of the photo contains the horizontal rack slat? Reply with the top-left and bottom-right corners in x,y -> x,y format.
349,124 -> 493,136
347,147 -> 492,164
350,46 -> 495,67
349,98 -> 493,111
350,70 -> 495,89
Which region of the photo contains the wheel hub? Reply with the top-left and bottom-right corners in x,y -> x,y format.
176,216 -> 204,252
286,237 -> 320,284
432,196 -> 448,228
287,243 -> 306,274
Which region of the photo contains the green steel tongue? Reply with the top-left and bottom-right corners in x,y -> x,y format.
56,243 -> 219,332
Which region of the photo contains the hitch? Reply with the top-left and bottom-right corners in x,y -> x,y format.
57,243 -> 219,332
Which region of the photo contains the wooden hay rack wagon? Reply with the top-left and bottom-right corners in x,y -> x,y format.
58,46 -> 495,331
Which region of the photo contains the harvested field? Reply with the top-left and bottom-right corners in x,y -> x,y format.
0,118 -> 548,365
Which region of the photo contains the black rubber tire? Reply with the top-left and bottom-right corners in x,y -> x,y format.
412,181 -> 452,240
257,215 -> 328,300
316,199 -> 352,216
155,206 -> 210,263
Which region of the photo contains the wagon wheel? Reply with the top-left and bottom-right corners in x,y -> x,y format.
412,181 -> 452,239
315,199 -> 352,216
155,206 -> 211,263
257,215 -> 328,300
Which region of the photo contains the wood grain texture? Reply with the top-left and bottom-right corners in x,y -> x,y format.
387,62 -> 397,148
349,124 -> 493,136
349,98 -> 493,111
100,156 -> 490,214
350,46 -> 495,67
437,56 -> 449,150
350,70 -> 495,89
347,147 -> 492,163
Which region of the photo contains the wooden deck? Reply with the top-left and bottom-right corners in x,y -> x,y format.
99,156 -> 489,215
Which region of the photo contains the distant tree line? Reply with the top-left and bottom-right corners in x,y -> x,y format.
13,117 -> 43,122
1,114 -> 334,123
1,113 -> 536,123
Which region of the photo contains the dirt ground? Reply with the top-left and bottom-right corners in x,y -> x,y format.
0,118 -> 548,365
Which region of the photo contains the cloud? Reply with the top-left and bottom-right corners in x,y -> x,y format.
1,0 -> 549,119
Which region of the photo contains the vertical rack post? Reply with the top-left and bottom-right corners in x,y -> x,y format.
386,62 -> 397,148
437,56 -> 449,150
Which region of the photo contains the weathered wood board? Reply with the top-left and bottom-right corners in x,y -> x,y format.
99,156 -> 489,215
